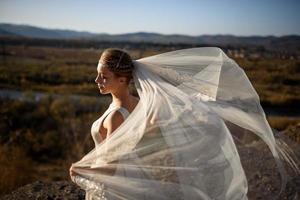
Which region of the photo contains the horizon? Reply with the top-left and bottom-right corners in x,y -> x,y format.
1,22 -> 299,38
0,0 -> 300,37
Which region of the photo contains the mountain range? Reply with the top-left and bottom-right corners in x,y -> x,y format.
1,23 -> 300,51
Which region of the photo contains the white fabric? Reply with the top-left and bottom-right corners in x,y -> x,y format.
91,104 -> 130,146
71,47 -> 299,200
116,107 -> 130,119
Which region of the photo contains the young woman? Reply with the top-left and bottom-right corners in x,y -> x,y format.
70,47 -> 299,200
92,49 -> 139,144
70,48 -> 139,174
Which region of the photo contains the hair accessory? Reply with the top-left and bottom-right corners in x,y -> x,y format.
116,51 -> 126,69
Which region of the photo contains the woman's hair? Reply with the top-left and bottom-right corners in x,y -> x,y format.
100,48 -> 134,85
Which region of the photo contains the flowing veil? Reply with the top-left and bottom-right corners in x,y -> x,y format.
71,47 -> 299,200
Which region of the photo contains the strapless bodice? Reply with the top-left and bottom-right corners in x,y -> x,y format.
91,103 -> 130,146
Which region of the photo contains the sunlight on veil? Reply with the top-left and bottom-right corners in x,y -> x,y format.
71,47 -> 299,200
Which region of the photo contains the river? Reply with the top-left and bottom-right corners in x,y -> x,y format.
0,89 -> 298,117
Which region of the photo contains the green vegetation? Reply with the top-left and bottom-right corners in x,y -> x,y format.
0,41 -> 299,195
0,145 -> 34,195
0,45 -> 98,95
0,96 -> 110,194
234,57 -> 300,106
1,45 -> 299,105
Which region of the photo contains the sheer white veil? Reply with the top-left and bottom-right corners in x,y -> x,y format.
71,47 -> 299,200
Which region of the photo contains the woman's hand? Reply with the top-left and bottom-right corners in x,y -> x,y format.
69,164 -> 77,177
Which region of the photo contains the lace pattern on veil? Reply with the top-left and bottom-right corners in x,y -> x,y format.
71,47 -> 299,200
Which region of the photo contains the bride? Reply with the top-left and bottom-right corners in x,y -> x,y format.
70,47 -> 299,200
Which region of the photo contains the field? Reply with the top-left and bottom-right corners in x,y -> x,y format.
0,39 -> 299,195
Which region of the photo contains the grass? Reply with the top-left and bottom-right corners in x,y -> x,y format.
1,45 -> 300,105
0,43 -> 299,195
0,145 -> 36,195
267,116 -> 300,131
267,116 -> 300,145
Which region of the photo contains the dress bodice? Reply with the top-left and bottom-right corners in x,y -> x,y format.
91,103 -> 130,146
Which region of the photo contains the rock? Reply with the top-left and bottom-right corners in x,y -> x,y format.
1,131 -> 299,200
236,131 -> 300,200
0,181 -> 85,200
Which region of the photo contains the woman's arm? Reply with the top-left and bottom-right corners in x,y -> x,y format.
99,110 -> 125,175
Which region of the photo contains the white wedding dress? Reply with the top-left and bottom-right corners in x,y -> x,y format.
71,47 -> 299,200
91,103 -> 130,146
74,103 -> 139,199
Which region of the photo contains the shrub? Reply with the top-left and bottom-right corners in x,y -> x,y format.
0,145 -> 35,195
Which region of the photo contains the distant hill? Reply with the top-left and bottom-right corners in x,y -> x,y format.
0,23 -> 99,39
1,23 -> 299,52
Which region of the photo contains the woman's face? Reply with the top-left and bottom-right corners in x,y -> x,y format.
95,61 -> 123,94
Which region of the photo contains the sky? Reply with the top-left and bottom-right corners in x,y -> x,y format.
0,0 -> 299,36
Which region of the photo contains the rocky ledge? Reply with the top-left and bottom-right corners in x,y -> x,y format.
1,132 -> 299,200
0,181 -> 85,200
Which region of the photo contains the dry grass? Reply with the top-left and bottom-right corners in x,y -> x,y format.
0,145 -> 36,195
267,116 -> 300,144
1,45 -> 300,106
1,43 -> 300,195
283,123 -> 300,144
267,116 -> 300,131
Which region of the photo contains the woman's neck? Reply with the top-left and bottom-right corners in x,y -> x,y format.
111,90 -> 132,107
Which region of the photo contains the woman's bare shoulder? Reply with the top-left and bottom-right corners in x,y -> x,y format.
103,110 -> 124,135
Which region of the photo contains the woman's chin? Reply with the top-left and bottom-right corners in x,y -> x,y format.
99,88 -> 107,94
